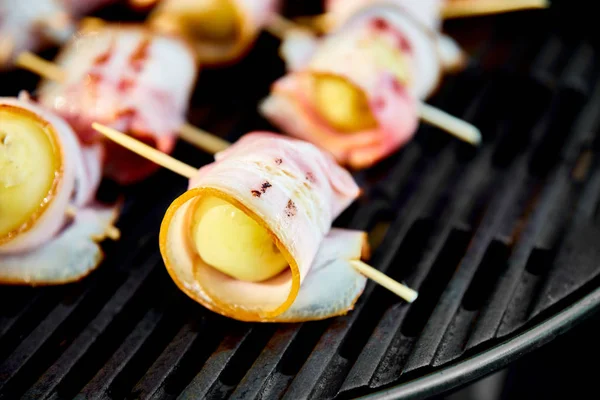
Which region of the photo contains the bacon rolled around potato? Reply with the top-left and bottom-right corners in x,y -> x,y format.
149,0 -> 281,66
0,97 -> 118,285
160,132 -> 369,322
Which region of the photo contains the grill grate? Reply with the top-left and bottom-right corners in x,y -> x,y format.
3,3 -> 600,399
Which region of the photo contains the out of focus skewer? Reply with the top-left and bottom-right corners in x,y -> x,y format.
442,0 -> 549,19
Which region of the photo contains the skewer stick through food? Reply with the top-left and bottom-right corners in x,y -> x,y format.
128,0 -> 160,8
442,0 -> 549,19
92,122 -> 419,304
92,123 -> 198,179
15,52 -> 67,82
0,37 -> 15,65
419,103 -> 481,145
265,13 -> 303,40
178,123 -> 230,154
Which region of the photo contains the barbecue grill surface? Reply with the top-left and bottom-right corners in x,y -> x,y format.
2,2 -> 600,399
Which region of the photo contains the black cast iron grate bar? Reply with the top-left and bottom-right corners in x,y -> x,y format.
339,146 -> 498,393
0,290 -> 46,346
528,160 -> 600,319
130,321 -> 200,399
229,324 -> 303,400
464,164 -> 572,351
400,31 -> 597,373
402,151 -> 529,373
464,77 -> 600,352
177,325 -> 254,399
79,305 -> 165,399
23,250 -> 161,400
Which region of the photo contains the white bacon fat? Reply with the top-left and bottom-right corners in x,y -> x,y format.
37,24 -> 197,185
149,0 -> 280,65
160,132 -> 369,322
0,97 -> 117,285
263,6 -> 439,169
326,0 -> 443,31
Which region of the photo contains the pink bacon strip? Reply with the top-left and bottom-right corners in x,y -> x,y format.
263,6 -> 439,169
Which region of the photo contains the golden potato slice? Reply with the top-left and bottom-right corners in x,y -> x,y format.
311,73 -> 378,132
368,37 -> 411,86
191,196 -> 288,282
0,106 -> 61,241
153,0 -> 239,43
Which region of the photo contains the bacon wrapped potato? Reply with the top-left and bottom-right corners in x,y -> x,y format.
0,97 -> 117,285
160,132 -> 370,322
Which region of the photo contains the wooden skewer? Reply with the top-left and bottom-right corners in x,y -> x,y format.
66,205 -> 121,241
0,36 -> 15,66
419,103 -> 481,145
265,14 -> 308,39
92,123 -> 198,179
350,260 -> 418,302
106,226 -> 121,241
293,15 -> 331,34
79,17 -> 107,33
442,0 -> 549,19
92,122 -> 419,303
15,52 -> 66,82
128,0 -> 160,8
179,123 -> 230,154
